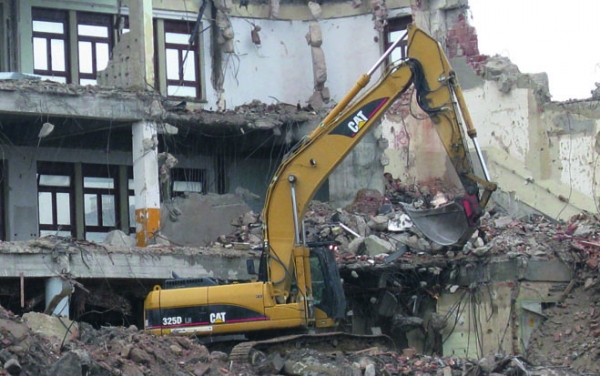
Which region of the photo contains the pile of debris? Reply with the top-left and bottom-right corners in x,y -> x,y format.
0,300 -> 587,376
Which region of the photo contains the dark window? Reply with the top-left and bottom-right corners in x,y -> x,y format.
163,20 -> 200,98
171,168 -> 206,197
384,16 -> 411,63
32,8 -> 69,83
37,162 -> 75,237
77,12 -> 113,85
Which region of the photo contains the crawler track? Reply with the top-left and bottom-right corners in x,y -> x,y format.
229,332 -> 395,364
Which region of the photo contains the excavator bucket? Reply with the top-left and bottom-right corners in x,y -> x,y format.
401,201 -> 474,246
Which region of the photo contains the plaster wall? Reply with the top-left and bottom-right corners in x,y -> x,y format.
461,80 -> 600,217
464,81 -> 530,161
214,14 -> 381,109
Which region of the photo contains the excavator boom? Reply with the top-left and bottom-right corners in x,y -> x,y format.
143,24 -> 496,362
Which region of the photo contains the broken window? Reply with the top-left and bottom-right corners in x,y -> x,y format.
77,12 -> 113,85
162,20 -> 200,98
37,163 -> 74,237
170,168 -> 206,198
32,8 -> 69,83
385,16 -> 411,64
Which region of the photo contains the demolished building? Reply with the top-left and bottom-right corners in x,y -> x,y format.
0,0 -> 599,364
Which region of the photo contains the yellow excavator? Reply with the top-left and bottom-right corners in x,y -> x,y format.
144,24 -> 497,360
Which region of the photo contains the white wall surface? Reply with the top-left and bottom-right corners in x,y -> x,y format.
206,14 -> 381,109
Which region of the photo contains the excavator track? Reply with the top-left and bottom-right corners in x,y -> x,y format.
229,332 -> 395,364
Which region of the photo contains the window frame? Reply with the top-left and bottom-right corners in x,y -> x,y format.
161,19 -> 201,99
32,8 -> 70,83
384,16 -> 412,64
76,12 -> 114,85
82,164 -> 131,241
37,162 -> 75,237
170,168 -> 206,198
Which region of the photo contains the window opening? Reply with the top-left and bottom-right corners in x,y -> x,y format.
77,12 -> 113,85
32,8 -> 69,83
82,164 -> 121,242
37,163 -> 74,238
163,20 -> 200,98
170,168 -> 206,198
384,16 -> 411,64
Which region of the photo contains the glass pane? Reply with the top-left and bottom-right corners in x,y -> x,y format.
96,43 -> 109,71
173,181 -> 202,193
389,30 -> 404,43
166,49 -> 179,80
56,193 -> 71,225
51,39 -> 66,71
86,232 -> 108,243
39,175 -> 70,187
165,32 -> 189,45
41,230 -> 71,238
390,49 -> 402,64
182,51 -> 196,81
33,20 -> 64,34
80,78 -> 97,85
310,256 -> 325,305
101,195 -> 115,227
84,177 -> 114,189
78,41 -> 93,73
167,85 -> 197,97
39,75 -> 67,83
38,192 -> 53,224
33,38 -> 48,70
129,195 -> 135,227
85,193 -> 98,226
78,24 -> 108,38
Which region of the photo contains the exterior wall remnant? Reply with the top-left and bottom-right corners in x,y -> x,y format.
306,2 -> 329,110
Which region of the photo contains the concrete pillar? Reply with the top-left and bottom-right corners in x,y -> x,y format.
44,277 -> 72,317
129,0 -> 155,88
132,121 -> 160,246
6,150 -> 38,240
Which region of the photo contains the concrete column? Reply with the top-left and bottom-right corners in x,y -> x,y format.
68,10 -> 79,84
44,277 -> 72,317
129,0 -> 155,88
132,121 -> 160,246
118,165 -> 131,233
74,163 -> 84,240
6,151 -> 38,240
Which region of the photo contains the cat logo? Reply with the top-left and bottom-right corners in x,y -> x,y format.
330,98 -> 388,138
346,110 -> 368,134
210,312 -> 226,324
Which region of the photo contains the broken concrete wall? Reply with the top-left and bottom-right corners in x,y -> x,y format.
462,77 -> 600,220
215,14 -> 379,110
379,2 -> 600,220
160,192 -> 252,246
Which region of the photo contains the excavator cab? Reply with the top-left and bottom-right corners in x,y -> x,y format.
247,245 -> 346,321
308,245 -> 346,320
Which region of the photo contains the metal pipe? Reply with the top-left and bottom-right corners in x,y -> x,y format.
449,85 -> 492,183
289,179 -> 301,244
471,137 -> 491,182
367,30 -> 408,77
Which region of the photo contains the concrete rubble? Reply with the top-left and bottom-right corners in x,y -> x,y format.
3,183 -> 600,374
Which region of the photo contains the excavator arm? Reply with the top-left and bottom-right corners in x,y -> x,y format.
263,24 -> 497,302
144,24 -> 496,352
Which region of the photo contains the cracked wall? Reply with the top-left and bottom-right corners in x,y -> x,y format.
380,1 -> 600,220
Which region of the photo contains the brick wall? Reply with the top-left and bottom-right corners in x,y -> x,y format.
446,14 -> 488,75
